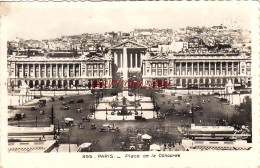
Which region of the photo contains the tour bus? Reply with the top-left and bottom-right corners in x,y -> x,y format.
77,143 -> 92,152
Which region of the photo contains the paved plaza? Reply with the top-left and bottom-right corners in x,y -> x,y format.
8,88 -> 247,152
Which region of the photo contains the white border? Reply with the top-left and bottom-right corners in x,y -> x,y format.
0,1 -> 259,168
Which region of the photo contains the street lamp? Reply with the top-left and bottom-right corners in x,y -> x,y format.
35,114 -> 38,127
106,107 -> 108,121
68,129 -> 71,153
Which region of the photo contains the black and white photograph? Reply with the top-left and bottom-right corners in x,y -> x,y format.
0,1 -> 259,168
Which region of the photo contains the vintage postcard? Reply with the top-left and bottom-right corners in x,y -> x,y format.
0,1 -> 259,168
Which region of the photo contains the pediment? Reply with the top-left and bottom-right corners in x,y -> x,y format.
112,40 -> 147,49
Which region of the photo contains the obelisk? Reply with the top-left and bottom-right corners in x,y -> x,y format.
122,47 -> 128,97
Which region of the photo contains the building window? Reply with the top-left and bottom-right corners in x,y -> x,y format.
151,69 -> 156,76
163,69 -> 168,76
163,63 -> 167,68
152,63 -> 156,68
158,63 -> 162,68
87,64 -> 92,69
99,64 -> 103,69
93,64 -> 97,69
158,69 -> 162,76
87,70 -> 92,76
99,70 -> 103,76
93,70 -> 97,76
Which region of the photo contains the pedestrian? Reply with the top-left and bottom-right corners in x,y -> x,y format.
42,134 -> 45,139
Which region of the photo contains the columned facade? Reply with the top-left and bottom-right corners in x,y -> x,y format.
142,53 -> 251,88
8,55 -> 113,89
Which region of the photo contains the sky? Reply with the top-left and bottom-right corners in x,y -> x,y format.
2,2 -> 253,41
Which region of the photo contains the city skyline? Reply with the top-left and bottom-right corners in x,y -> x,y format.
3,2 -> 252,41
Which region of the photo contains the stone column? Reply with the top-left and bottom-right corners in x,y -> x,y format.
33,64 -> 35,78
214,62 -> 217,76
226,62 -> 228,75
62,64 -> 64,77
130,53 -> 132,68
220,62 -> 222,75
114,52 -> 117,65
45,64 -> 47,78
73,64 -> 75,77
21,64 -> 24,78
67,64 -> 70,77
156,63 -> 158,76
50,64 -> 53,78
15,64 -> 18,77
180,62 -> 182,75
191,62 -> 193,75
231,62 -> 234,76
56,64 -> 58,78
109,61 -> 112,76
121,53 -> 123,68
135,53 -> 138,68
38,64 -> 41,78
203,62 -> 205,76
209,62 -> 211,76
185,62 -> 188,75
197,62 -> 199,75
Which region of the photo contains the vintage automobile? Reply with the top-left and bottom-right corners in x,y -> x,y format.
77,99 -> 84,103
59,96 -> 64,100
8,106 -> 17,110
68,100 -> 75,104
65,118 -> 74,127
13,113 -> 26,120
60,105 -> 70,110
100,124 -> 110,132
39,99 -> 46,107
134,116 -> 146,121
78,123 -> 84,129
81,116 -> 91,122
91,123 -> 96,129
39,110 -> 45,115
31,106 -> 37,111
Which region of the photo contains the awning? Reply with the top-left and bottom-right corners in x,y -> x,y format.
141,134 -> 152,140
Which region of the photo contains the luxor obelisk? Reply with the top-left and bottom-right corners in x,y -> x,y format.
122,47 -> 128,97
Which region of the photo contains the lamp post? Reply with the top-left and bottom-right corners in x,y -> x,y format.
50,104 -> 55,125
93,104 -> 96,119
35,115 -> 38,127
68,129 -> 71,153
106,107 -> 108,121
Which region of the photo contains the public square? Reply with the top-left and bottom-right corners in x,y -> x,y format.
8,88 -> 248,152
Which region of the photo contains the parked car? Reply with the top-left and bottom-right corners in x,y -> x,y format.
59,96 -> 64,100
81,116 -> 91,122
31,106 -> 37,111
100,124 -> 110,132
14,113 -> 25,120
78,123 -> 84,129
135,116 -> 146,121
60,105 -> 70,110
39,99 -> 46,107
39,110 -> 45,115
8,106 -> 17,110
77,99 -> 84,103
68,100 -> 75,104
51,97 -> 55,101
91,123 -> 96,129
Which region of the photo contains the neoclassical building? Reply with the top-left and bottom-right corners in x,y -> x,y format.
7,52 -> 112,89
7,40 -> 251,90
142,52 -> 251,88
